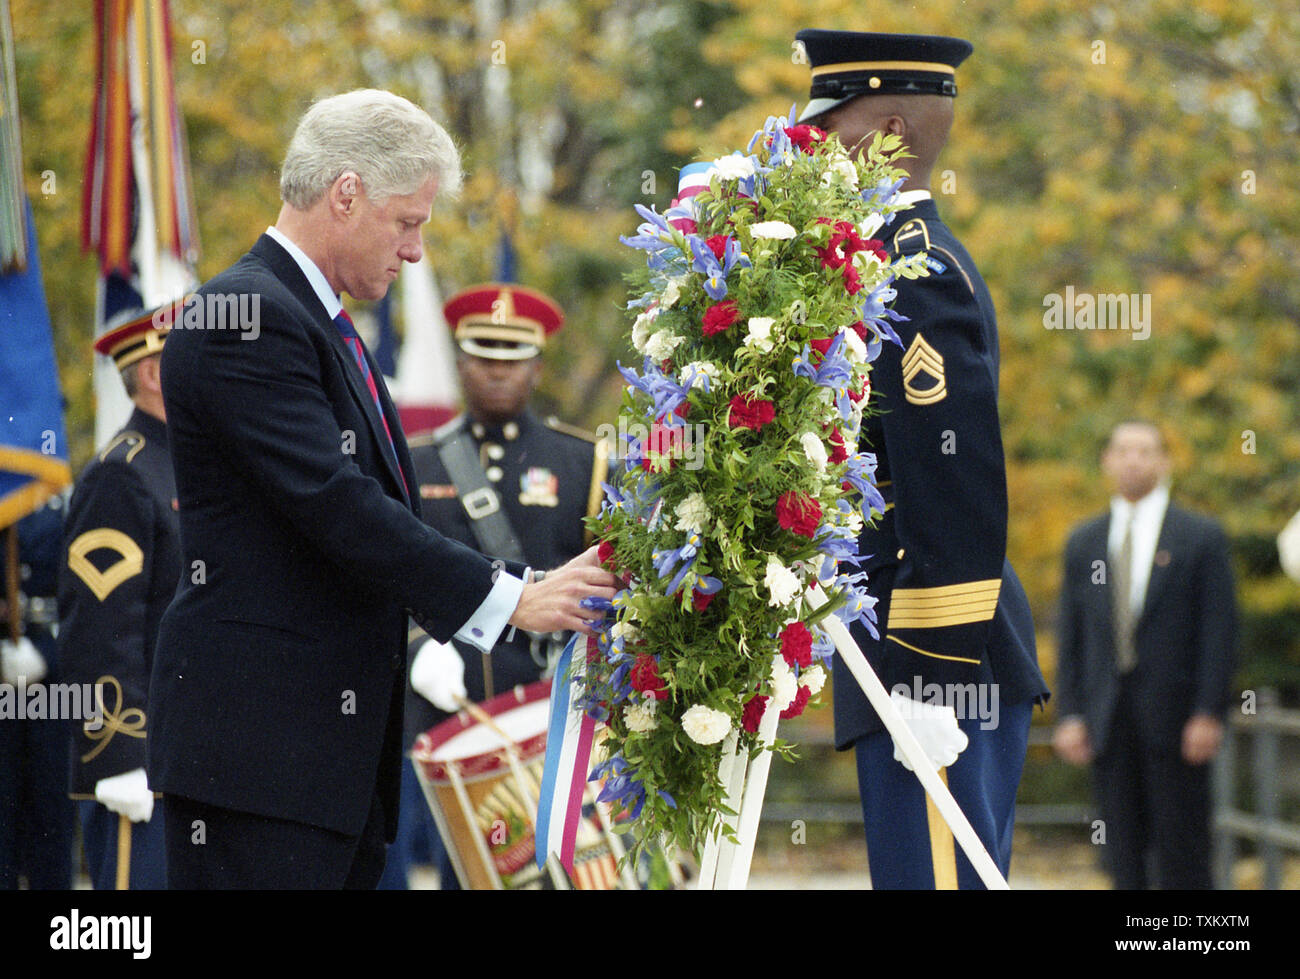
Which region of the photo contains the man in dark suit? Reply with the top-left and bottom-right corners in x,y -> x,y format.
796,30 -> 1049,889
1054,420 -> 1236,889
149,89 -> 615,889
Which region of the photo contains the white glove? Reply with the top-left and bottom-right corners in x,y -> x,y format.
1279,509 -> 1300,584
410,639 -> 468,713
889,690 -> 969,772
94,767 -> 155,823
1,635 -> 47,684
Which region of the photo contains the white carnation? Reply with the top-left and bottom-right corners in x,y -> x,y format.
712,154 -> 756,181
611,618 -> 640,643
673,493 -> 713,534
662,278 -> 683,309
681,704 -> 732,745
842,327 -> 868,364
800,663 -> 827,696
625,699 -> 659,734
800,431 -> 828,473
645,330 -> 685,361
682,360 -> 718,390
821,157 -> 859,190
764,556 -> 802,608
770,656 -> 798,712
845,509 -> 864,535
750,220 -> 797,240
852,247 -> 886,274
631,307 -> 659,353
744,316 -> 775,353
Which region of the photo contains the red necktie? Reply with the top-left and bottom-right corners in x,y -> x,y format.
333,310 -> 410,502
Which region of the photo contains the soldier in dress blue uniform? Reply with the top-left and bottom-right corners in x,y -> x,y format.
0,499 -> 75,889
58,307 -> 179,889
381,283 -> 608,889
795,29 -> 1050,889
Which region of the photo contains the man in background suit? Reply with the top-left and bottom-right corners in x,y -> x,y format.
1054,420 -> 1237,889
149,90 -> 615,889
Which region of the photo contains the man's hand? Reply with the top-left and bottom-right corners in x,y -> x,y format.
508,546 -> 618,636
1181,713 -> 1223,765
1,635 -> 47,685
1052,716 -> 1093,766
410,639 -> 467,713
890,690 -> 968,771
94,768 -> 155,823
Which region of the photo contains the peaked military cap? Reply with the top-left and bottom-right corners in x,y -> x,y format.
93,303 -> 176,370
796,29 -> 973,122
445,283 -> 564,361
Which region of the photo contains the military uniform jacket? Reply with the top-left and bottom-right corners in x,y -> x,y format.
148,235 -> 523,840
837,196 -> 1049,748
403,410 -> 606,746
58,408 -> 179,795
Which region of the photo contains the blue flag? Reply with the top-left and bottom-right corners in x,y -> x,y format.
0,198 -> 70,527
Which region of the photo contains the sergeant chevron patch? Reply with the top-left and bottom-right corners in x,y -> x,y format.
901,333 -> 947,405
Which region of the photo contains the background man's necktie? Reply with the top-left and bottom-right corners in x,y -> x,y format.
1112,511 -> 1137,673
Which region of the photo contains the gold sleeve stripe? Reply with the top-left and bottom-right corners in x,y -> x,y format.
886,633 -> 981,665
584,438 -> 611,547
891,599 -> 1000,619
67,528 -> 144,601
889,607 -> 999,629
891,579 -> 1002,602
891,592 -> 1001,611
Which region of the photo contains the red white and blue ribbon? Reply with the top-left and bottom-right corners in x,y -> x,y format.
535,633 -> 596,874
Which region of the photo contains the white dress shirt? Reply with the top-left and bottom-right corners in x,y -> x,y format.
264,226 -> 524,652
1108,482 -> 1171,616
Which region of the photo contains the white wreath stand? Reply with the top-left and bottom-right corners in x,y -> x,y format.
695,584 -> 1009,890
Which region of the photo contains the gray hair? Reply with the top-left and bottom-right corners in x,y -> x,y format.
279,89 -> 462,209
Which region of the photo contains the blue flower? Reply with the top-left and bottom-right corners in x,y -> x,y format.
652,532 -> 703,595
688,234 -> 749,302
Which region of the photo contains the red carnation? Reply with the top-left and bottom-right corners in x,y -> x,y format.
848,320 -> 868,343
780,621 -> 814,669
702,300 -> 741,337
693,588 -> 717,612
810,336 -> 834,362
641,421 -> 683,472
826,426 -> 850,464
780,685 -> 812,720
742,693 -> 770,734
728,395 -> 776,431
775,491 -> 822,538
842,264 -> 863,295
705,234 -> 730,260
865,239 -> 888,262
597,539 -> 617,570
631,654 -> 668,701
784,124 -> 825,152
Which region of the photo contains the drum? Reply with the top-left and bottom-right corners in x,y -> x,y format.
412,680 -> 683,890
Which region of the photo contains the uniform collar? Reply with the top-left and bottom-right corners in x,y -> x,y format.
895,189 -> 933,208
126,405 -> 168,446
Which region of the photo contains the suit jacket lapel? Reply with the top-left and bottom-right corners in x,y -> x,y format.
250,235 -> 412,506
1140,504 -> 1179,623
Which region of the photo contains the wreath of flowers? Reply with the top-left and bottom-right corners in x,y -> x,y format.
578,107 -> 930,858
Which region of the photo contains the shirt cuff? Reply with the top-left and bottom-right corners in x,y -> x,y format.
454,572 -> 524,652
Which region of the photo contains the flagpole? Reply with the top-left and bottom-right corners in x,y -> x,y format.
805,585 -> 1009,890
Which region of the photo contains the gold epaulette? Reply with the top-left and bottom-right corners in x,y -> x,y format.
544,416 -> 600,443
97,431 -> 146,464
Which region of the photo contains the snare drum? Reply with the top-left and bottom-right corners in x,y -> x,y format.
413,680 -> 659,889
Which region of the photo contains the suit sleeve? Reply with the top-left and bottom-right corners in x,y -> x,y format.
166,287 -> 503,644
58,462 -> 154,785
1192,521 -> 1237,717
873,242 -> 1009,688
1054,531 -> 1087,719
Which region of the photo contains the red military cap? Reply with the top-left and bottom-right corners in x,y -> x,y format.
93,303 -> 177,370
444,283 -> 564,361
